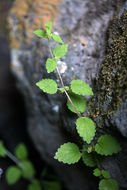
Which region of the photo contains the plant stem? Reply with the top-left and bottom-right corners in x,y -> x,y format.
6,150 -> 19,165
6,149 -> 33,182
48,39 -> 81,118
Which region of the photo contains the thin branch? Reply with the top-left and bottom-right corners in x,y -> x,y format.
6,149 -> 33,182
48,40 -> 81,118
6,150 -> 19,165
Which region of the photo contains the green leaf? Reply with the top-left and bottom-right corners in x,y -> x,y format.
87,146 -> 93,153
27,179 -> 41,190
19,160 -> 35,179
67,93 -> 86,113
82,151 -> 96,167
65,86 -> 69,91
93,168 -> 101,177
54,142 -> 81,164
52,34 -> 64,44
102,170 -> 111,179
71,80 -> 93,96
36,79 -> 57,94
45,21 -> 52,37
95,135 -> 121,156
15,143 -> 28,160
6,166 -> 22,185
43,180 -> 62,190
0,141 -> 6,157
53,57 -> 59,61
76,117 -> 96,144
46,58 -> 57,73
59,86 -> 69,93
59,88 -> 64,93
99,179 -> 118,190
33,29 -> 47,38
53,44 -> 68,58
82,145 -> 89,152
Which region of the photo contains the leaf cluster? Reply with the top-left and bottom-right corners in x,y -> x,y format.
0,142 -> 62,190
5,143 -> 36,185
33,21 -> 122,190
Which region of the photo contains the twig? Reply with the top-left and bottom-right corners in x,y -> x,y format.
48,39 -> 81,118
6,150 -> 19,165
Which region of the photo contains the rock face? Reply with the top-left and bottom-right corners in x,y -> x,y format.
88,8 -> 127,189
8,0 -> 127,190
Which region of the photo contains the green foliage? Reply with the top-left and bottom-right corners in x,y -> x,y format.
59,88 -> 65,93
28,179 -> 41,190
71,80 -> 93,96
36,79 -> 57,94
6,166 -> 22,185
53,44 -> 68,58
102,170 -> 111,179
45,21 -> 52,37
43,181 -> 62,190
52,34 -> 63,44
53,57 -> 59,61
82,145 -> 89,152
67,93 -> 86,113
93,168 -> 101,177
82,151 -> 96,167
95,135 -> 121,156
59,86 -> 69,93
33,21 -> 121,190
46,58 -> 57,73
19,160 -> 35,179
87,146 -> 93,153
3,140 -> 62,190
33,29 -> 47,38
0,141 -> 6,157
76,117 -> 96,144
15,143 -> 28,160
93,168 -> 111,178
54,142 -> 81,164
99,179 -> 118,190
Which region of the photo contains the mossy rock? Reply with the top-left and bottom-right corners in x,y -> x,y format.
88,11 -> 127,136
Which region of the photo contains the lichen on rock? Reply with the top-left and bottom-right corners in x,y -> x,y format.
8,0 -> 63,48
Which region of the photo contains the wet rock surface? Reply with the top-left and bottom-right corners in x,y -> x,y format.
8,0 -> 127,189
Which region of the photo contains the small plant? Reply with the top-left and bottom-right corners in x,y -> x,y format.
0,141 -> 62,190
34,21 -> 121,190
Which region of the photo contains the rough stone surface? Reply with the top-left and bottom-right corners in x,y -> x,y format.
88,5 -> 127,190
88,8 -> 127,136
8,0 -> 127,190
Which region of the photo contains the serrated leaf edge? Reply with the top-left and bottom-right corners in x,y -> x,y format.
76,118 -> 96,144
36,79 -> 57,94
95,135 -> 121,156
71,80 -> 94,96
67,94 -> 86,114
46,58 -> 57,73
54,142 -> 81,164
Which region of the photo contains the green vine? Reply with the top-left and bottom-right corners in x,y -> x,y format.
33,21 -> 121,190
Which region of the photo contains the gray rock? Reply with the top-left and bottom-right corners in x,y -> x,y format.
113,98 -> 127,137
8,0 -> 127,189
119,1 -> 127,16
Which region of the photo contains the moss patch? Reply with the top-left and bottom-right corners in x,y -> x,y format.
88,11 -> 127,127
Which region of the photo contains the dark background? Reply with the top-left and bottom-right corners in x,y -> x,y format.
0,1 -> 43,189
